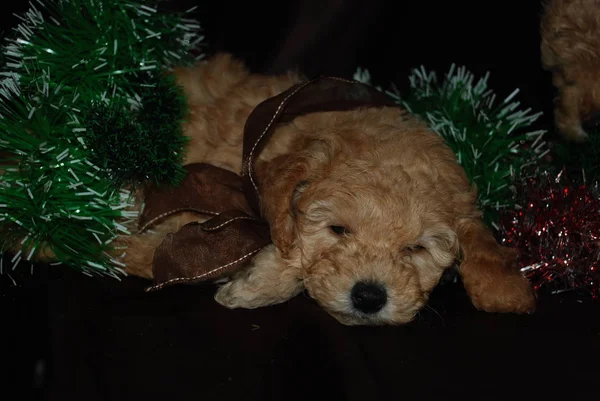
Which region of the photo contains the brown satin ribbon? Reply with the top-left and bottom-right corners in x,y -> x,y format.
141,77 -> 397,291
141,164 -> 270,290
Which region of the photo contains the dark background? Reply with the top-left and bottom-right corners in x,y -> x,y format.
191,0 -> 554,128
2,1 -> 598,401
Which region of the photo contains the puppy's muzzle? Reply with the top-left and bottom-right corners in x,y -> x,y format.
351,281 -> 387,314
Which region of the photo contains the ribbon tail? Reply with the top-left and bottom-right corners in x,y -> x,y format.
146,211 -> 271,291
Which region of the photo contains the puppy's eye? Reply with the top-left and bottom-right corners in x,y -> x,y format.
403,244 -> 426,253
329,225 -> 349,236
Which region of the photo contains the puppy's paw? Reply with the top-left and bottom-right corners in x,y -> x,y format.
214,281 -> 247,309
214,278 -> 282,309
465,273 -> 536,314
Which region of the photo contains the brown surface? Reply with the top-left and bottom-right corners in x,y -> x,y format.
41,268 -> 600,401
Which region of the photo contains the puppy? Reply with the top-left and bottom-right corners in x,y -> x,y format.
118,53 -> 536,325
541,0 -> 600,140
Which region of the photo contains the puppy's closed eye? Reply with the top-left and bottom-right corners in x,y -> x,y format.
329,225 -> 350,236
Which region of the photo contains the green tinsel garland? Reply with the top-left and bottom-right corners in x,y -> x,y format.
354,65 -> 548,225
0,0 -> 203,276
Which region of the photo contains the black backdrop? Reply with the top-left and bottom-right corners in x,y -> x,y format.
2,1 -> 598,401
189,0 -> 554,127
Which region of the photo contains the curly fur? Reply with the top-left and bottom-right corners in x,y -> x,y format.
541,0 -> 600,140
115,53 -> 536,325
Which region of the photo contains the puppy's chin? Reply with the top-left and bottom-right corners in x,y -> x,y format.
327,308 -> 420,326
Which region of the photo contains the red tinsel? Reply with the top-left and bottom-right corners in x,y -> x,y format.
497,171 -> 600,299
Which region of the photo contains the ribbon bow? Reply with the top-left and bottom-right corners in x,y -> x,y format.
141,77 -> 396,291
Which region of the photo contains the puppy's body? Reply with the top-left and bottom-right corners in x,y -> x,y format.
118,54 -> 535,325
541,0 -> 600,139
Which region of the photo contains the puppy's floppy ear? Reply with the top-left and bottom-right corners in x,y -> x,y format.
420,225 -> 459,268
257,152 -> 313,257
455,215 -> 537,314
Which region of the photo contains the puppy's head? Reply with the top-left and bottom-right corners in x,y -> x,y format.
257,108 -> 474,325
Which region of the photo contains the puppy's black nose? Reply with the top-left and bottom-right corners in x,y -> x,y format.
351,282 -> 387,314
582,112 -> 600,135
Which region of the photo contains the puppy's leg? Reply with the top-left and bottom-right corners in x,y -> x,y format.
456,218 -> 536,314
215,245 -> 303,309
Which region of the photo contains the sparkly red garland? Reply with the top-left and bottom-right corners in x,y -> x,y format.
497,171 -> 600,299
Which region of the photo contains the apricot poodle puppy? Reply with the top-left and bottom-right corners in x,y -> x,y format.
541,0 -> 600,140
119,53 -> 535,325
